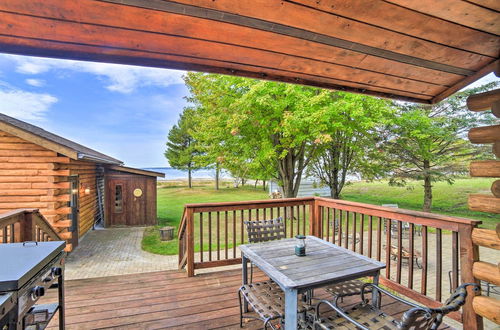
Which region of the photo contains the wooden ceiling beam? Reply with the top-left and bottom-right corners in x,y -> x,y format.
0,0 -> 462,86
0,9 -> 443,96
384,0 -> 499,35
288,0 -> 498,56
0,36 -> 432,103
161,0 -> 493,69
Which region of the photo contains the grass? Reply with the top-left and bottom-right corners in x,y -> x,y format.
142,177 -> 499,256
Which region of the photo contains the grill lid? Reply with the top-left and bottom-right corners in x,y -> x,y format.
0,242 -> 65,292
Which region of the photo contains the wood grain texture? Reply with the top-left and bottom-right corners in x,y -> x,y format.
469,160 -> 500,177
492,180 -> 500,197
467,88 -> 500,111
468,194 -> 500,214
468,125 -> 500,144
473,296 -> 500,325
472,261 -> 500,286
472,228 -> 500,249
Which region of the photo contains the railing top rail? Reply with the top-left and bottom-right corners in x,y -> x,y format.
316,197 -> 482,226
0,208 -> 37,220
183,196 -> 315,209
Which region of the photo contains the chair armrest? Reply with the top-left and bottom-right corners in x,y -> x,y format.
315,299 -> 370,330
360,283 -> 422,309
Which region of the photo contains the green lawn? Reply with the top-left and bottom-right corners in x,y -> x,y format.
142,178 -> 498,255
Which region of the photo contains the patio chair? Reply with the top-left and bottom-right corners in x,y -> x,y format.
238,280 -> 313,329
313,282 -> 479,330
388,244 -> 422,269
244,217 -> 286,282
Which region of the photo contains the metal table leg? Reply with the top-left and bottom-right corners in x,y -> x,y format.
372,273 -> 380,308
284,288 -> 298,330
242,254 -> 249,313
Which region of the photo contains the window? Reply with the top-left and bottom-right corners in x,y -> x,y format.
114,184 -> 123,213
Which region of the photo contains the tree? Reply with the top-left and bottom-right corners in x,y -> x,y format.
184,73 -> 333,198
306,92 -> 392,198
384,82 -> 498,212
164,108 -> 201,188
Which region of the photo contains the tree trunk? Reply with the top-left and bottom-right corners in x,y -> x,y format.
254,180 -> 258,188
188,168 -> 192,188
215,163 -> 220,190
263,180 -> 266,191
423,160 -> 432,212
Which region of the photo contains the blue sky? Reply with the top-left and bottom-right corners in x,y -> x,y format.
0,54 -> 187,167
0,53 -> 498,168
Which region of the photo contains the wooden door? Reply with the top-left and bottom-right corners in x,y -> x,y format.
128,178 -> 147,226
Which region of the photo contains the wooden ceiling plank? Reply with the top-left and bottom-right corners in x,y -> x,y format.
289,0 -> 499,56
0,10 -> 443,95
0,0 -> 460,86
384,0 -> 499,35
466,0 -> 500,12
162,0 -> 493,69
0,36 -> 433,103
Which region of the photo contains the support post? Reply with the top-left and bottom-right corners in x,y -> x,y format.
458,223 -> 483,330
20,211 -> 35,242
186,208 -> 195,277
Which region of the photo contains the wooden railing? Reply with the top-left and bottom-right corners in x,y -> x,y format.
0,209 -> 62,243
178,196 -> 483,327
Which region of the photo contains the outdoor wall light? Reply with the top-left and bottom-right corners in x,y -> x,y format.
71,188 -> 78,195
295,235 -> 306,257
84,187 -> 91,195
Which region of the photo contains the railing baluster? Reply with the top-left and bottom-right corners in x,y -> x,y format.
421,225 -> 428,295
217,212 -> 220,260
396,221 -> 402,284
225,211 -> 228,259
352,212 -> 357,251
326,207 -> 330,242
291,206 -> 295,238
208,212 -> 212,261
296,206 -> 300,236
377,217 -> 382,261
408,223 -> 414,289
436,228 -> 442,302
332,209 -> 336,245
338,210 -> 343,247
360,214 -> 364,255
233,210 -> 236,258
385,219 -> 391,279
256,208 -> 259,221
302,205 -> 306,235
240,210 -> 244,245
270,207 -> 273,219
451,231 -> 459,293
368,215 -> 373,258
199,213 -> 203,263
345,211 -> 349,248
284,207 -> 288,237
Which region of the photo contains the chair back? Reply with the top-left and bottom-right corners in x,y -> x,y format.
244,217 -> 285,243
399,283 -> 478,330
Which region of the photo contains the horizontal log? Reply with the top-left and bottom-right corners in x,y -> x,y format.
0,176 -> 50,183
0,163 -> 56,170
470,160 -> 500,177
0,156 -> 69,163
473,261 -> 500,286
494,142 -> 500,158
468,194 -> 500,214
492,180 -> 500,198
0,143 -> 46,151
472,228 -> 500,250
0,196 -> 40,203
40,194 -> 71,202
0,183 -> 31,189
58,231 -> 72,240
32,182 -> 71,189
0,202 -> 47,209
52,220 -> 71,228
64,243 -> 72,252
1,189 -> 48,196
473,296 -> 500,325
468,125 -> 500,144
0,150 -> 57,157
467,89 -> 500,111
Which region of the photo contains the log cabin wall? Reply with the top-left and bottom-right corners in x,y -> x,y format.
0,130 -> 99,251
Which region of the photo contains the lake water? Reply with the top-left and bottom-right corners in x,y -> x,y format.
142,167 -> 232,180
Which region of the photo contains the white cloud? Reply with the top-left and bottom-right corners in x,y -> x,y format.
0,86 -> 58,121
2,54 -> 185,93
26,78 -> 45,87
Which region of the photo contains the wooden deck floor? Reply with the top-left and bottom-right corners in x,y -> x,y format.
45,268 -> 452,329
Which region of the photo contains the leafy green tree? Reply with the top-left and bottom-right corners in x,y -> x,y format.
307,92 -> 393,198
183,73 -> 332,197
384,82 -> 498,212
165,108 -> 201,188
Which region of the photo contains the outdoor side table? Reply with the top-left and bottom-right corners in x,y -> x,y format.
239,236 -> 386,330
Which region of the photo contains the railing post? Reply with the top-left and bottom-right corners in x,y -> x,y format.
20,211 -> 35,242
186,208 -> 195,277
458,223 -> 483,330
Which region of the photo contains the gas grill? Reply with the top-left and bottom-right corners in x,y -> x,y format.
0,242 -> 65,330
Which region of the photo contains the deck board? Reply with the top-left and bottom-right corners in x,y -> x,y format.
44,268 -> 452,329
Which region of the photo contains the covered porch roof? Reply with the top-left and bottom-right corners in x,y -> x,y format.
0,0 -> 498,104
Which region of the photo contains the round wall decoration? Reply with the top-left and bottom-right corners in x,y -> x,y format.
133,188 -> 143,197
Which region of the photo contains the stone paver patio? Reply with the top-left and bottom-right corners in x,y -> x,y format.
65,226 -> 177,280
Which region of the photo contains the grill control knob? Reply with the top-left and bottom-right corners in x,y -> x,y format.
30,286 -> 45,300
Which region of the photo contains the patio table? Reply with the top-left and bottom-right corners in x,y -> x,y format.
239,235 -> 385,330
